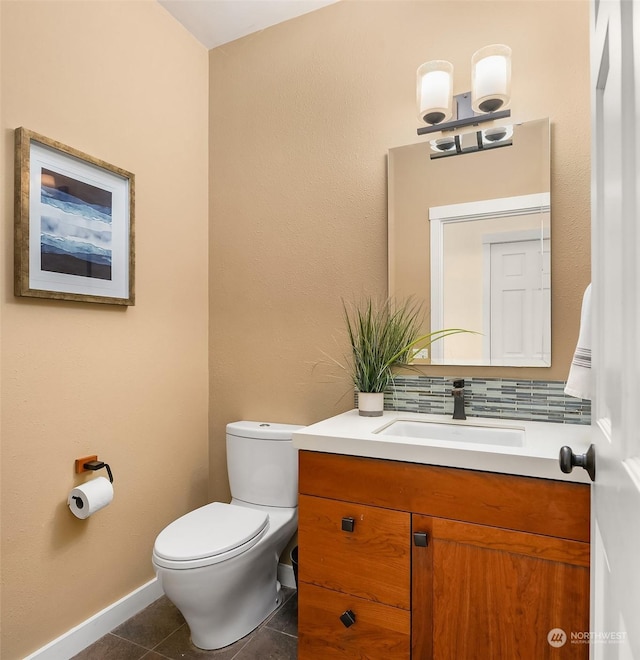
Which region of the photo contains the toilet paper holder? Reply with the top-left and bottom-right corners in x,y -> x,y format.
75,455 -> 114,483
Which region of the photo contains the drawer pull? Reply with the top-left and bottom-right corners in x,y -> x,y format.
341,517 -> 356,532
414,531 -> 429,547
339,609 -> 357,628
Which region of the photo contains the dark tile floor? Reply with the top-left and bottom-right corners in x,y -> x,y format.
72,587 -> 297,660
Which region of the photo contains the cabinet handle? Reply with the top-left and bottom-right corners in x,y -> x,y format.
414,531 -> 429,547
339,609 -> 357,628
341,517 -> 355,532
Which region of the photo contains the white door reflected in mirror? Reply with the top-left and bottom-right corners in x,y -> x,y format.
430,192 -> 550,366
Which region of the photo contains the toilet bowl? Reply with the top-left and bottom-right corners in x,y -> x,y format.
152,421 -> 302,650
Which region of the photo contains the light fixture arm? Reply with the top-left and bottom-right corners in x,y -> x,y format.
417,92 -> 510,135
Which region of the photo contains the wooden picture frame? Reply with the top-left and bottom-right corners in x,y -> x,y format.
14,127 -> 135,305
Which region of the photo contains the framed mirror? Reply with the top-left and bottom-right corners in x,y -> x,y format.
388,117 -> 550,367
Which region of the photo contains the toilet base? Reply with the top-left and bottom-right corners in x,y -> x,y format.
157,544 -> 282,650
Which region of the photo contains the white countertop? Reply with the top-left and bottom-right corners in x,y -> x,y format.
293,410 -> 593,484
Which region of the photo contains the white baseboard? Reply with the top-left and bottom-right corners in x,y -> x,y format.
278,560 -> 297,589
24,578 -> 163,660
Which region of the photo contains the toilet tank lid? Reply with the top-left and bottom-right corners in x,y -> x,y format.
226,421 -> 305,441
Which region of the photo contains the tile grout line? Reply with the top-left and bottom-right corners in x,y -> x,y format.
230,592 -> 298,659
141,649 -> 174,660
107,620 -> 187,657
147,622 -> 192,657
228,634 -> 255,660
264,628 -> 298,640
101,632 -> 153,656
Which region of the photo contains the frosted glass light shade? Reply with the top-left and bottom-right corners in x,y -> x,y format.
417,60 -> 454,125
471,44 -> 511,113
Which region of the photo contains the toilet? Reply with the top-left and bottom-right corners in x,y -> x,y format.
152,421 -> 302,650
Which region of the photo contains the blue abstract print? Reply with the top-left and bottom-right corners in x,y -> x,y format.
40,168 -> 113,280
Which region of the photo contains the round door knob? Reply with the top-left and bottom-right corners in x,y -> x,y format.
559,444 -> 596,482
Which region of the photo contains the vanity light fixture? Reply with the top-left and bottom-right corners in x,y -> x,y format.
417,44 -> 512,136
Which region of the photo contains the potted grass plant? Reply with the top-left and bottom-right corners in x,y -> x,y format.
342,297 -> 469,416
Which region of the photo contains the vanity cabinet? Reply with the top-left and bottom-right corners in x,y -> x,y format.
297,450 -> 590,660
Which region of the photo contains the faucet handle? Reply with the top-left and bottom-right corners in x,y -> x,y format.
452,378 -> 465,389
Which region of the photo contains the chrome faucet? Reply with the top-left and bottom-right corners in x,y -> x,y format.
451,379 -> 466,420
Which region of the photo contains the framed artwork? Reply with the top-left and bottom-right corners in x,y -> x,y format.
14,127 -> 135,305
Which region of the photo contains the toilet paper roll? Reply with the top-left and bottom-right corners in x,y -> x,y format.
68,477 -> 114,519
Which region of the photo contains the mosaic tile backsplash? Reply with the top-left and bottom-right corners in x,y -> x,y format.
363,376 -> 591,425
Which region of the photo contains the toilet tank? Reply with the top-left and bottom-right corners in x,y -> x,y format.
226,421 -> 303,507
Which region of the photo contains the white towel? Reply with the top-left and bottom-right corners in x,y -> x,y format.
565,283 -> 592,400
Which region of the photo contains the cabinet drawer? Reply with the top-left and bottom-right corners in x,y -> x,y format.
298,581 -> 410,660
299,494 -> 411,609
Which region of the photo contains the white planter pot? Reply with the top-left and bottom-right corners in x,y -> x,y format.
358,392 -> 384,417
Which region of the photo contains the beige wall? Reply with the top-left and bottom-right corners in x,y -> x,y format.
208,0 -> 591,499
0,1 -> 209,658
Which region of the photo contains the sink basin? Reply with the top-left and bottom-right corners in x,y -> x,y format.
376,419 -> 525,447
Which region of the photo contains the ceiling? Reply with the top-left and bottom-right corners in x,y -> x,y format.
158,0 -> 340,49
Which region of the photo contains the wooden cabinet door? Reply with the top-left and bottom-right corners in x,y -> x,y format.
299,494 -> 411,609
412,514 -> 590,659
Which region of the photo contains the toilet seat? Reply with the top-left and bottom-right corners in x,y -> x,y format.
152,502 -> 269,570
